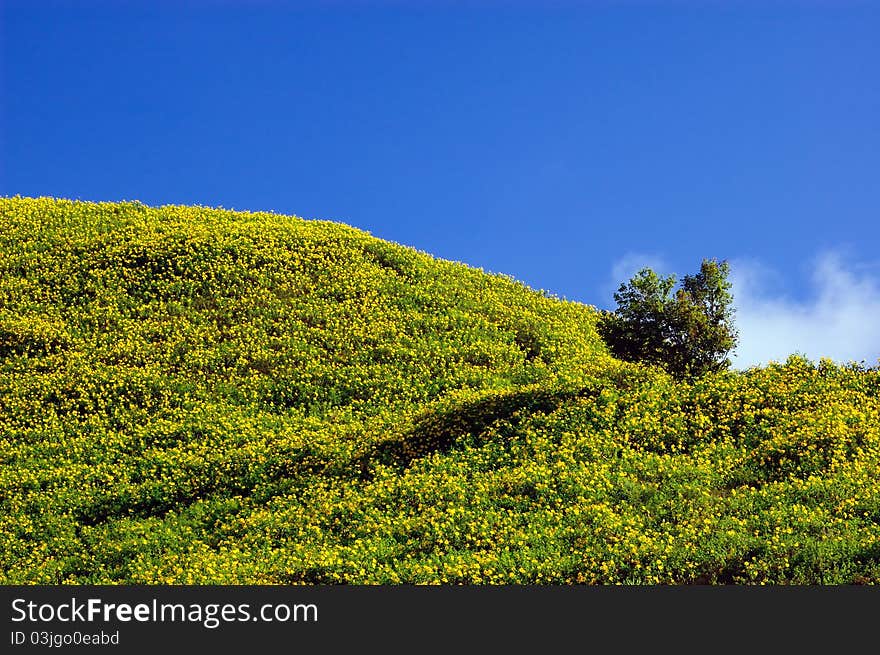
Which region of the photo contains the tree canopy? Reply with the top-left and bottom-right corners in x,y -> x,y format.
598,259 -> 738,378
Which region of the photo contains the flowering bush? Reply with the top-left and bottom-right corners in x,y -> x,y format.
1,197 -> 878,584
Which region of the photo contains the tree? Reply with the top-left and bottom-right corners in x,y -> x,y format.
598,259 -> 738,378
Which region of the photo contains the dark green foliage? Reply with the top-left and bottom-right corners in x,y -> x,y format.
598,259 -> 738,378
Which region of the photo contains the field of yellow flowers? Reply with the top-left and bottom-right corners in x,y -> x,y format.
1,197 -> 878,584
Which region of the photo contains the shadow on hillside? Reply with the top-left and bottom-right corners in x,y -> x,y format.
72,385 -> 598,527
356,385 -> 597,478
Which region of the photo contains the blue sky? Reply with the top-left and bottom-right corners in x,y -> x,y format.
2,1 -> 878,366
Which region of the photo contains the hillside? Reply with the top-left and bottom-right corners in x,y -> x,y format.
1,197 -> 878,584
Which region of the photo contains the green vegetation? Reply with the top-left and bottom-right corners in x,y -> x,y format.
2,197 -> 879,584
598,259 -> 738,378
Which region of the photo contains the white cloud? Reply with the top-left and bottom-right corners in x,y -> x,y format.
605,252 -> 670,304
606,252 -> 880,370
730,253 -> 880,369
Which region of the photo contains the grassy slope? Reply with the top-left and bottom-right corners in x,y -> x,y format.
1,197 -> 879,584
